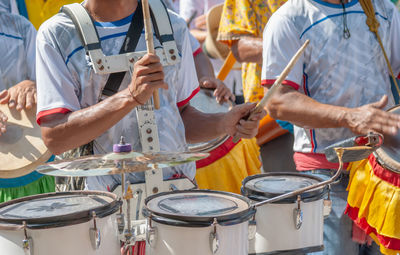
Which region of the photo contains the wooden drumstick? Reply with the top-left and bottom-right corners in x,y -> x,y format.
232,39 -> 310,143
142,0 -> 160,110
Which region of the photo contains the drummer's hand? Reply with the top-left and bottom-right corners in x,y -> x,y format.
0,110 -> 7,135
0,80 -> 36,111
345,95 -> 400,136
223,102 -> 266,139
194,14 -> 206,30
200,77 -> 235,104
128,53 -> 168,105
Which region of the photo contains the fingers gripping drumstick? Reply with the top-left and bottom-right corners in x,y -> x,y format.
142,0 -> 160,110
232,39 -> 310,143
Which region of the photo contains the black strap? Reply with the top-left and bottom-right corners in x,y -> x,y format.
102,4 -> 145,97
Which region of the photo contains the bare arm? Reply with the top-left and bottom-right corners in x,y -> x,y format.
40,54 -> 167,155
231,37 -> 263,64
180,102 -> 265,143
194,51 -> 235,103
266,85 -> 400,136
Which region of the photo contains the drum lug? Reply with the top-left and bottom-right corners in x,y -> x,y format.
22,221 -> 34,255
146,214 -> 158,248
293,195 -> 303,230
116,212 -> 125,234
89,211 -> 101,250
210,218 -> 220,254
248,216 -> 257,240
323,186 -> 332,218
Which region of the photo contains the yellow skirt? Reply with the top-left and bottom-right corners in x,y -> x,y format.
346,154 -> 400,255
195,137 -> 261,194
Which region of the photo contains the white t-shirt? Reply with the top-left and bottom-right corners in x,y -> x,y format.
0,10 -> 36,91
262,0 -> 400,154
36,9 -> 199,190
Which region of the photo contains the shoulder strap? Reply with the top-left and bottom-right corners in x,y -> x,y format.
102,4 -> 144,97
359,0 -> 400,96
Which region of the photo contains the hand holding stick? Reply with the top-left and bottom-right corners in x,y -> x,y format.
232,39 -> 310,143
142,0 -> 160,109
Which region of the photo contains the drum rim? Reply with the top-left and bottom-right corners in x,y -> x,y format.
373,105 -> 400,174
0,191 -> 121,229
241,172 -> 328,203
143,189 -> 255,225
373,150 -> 400,174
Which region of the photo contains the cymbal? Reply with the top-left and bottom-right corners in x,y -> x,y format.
0,104 -> 51,178
36,151 -> 209,177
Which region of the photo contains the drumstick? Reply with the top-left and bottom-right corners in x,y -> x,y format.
142,0 -> 160,110
232,39 -> 310,143
217,51 -> 236,82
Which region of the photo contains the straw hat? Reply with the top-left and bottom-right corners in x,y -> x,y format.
203,3 -> 230,60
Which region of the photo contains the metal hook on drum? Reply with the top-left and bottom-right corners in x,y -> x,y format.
293,195 -> 303,230
146,214 -> 157,248
210,218 -> 220,254
89,211 -> 101,250
22,221 -> 34,255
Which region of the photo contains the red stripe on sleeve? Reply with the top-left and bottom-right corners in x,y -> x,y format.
261,79 -> 300,90
177,86 -> 200,108
37,108 -> 71,125
193,47 -> 202,57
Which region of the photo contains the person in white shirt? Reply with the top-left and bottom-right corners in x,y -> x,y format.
36,0 -> 264,191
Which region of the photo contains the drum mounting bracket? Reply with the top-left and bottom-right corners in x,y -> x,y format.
22,221 -> 34,255
210,218 -> 220,254
293,195 -> 303,230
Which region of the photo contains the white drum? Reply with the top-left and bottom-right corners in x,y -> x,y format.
143,190 -> 256,255
242,173 -> 327,254
0,191 -> 121,255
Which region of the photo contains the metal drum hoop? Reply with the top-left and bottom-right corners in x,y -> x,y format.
143,189 -> 255,226
241,172 -> 328,203
374,105 -> 400,174
0,191 -> 121,230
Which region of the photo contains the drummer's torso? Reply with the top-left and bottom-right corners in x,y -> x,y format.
0,11 -> 36,90
37,11 -> 198,178
278,0 -> 398,152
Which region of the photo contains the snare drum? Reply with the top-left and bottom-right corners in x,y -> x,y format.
188,89 -> 231,152
242,173 -> 327,254
0,191 -> 121,255
143,190 -> 256,255
346,106 -> 400,255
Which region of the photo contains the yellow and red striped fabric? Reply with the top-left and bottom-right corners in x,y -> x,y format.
346,154 -> 400,255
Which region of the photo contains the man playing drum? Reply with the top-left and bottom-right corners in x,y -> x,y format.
0,5 -> 55,202
262,0 -> 400,254
35,0 -> 264,191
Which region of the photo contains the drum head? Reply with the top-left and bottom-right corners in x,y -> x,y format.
144,190 -> 254,225
374,106 -> 400,173
0,191 -> 120,229
0,104 -> 51,178
242,173 -> 327,203
188,89 -> 231,152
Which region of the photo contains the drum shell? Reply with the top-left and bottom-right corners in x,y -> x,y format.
0,214 -> 120,255
147,220 -> 249,255
248,199 -> 323,254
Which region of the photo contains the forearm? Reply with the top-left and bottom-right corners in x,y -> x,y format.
41,89 -> 139,154
194,51 -> 215,82
231,37 -> 263,64
190,29 -> 207,44
266,86 -> 348,129
181,105 -> 225,143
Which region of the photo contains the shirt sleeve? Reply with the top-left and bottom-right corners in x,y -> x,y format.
175,24 -> 200,107
188,32 -> 202,56
36,33 -> 81,125
261,14 -> 304,92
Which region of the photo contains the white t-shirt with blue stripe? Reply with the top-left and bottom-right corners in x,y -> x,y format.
262,0 -> 400,154
36,10 -> 199,190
